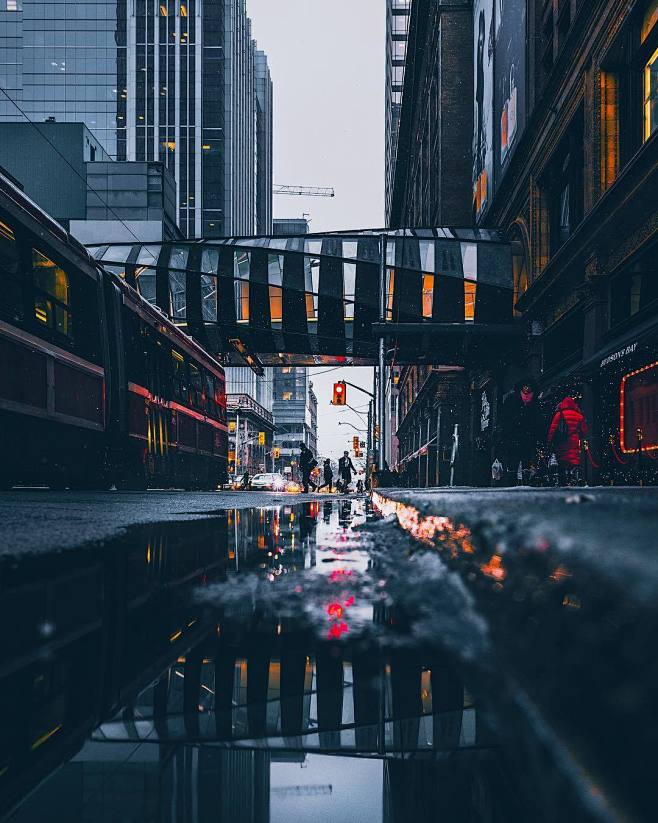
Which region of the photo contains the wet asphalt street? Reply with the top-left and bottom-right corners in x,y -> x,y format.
0,489 -> 358,553
1,487 -> 656,822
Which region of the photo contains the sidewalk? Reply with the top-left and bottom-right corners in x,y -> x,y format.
372,486 -> 658,823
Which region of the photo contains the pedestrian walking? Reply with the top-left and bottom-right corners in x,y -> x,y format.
338,451 -> 356,493
241,470 -> 250,490
299,442 -> 318,493
317,458 -> 334,492
547,396 -> 588,486
498,377 -> 544,485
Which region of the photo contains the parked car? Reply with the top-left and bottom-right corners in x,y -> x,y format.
250,472 -> 287,491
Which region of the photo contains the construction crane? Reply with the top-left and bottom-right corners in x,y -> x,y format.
274,185 -> 335,197
270,785 -> 333,797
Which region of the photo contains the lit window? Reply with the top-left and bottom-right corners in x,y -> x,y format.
464,281 -> 477,323
269,285 -> 282,321
0,219 -> 22,321
644,45 -> 658,141
422,274 -> 434,318
386,268 -> 395,320
236,281 -> 249,321
32,250 -> 71,337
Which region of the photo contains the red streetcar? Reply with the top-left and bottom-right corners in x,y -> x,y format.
0,169 -> 228,489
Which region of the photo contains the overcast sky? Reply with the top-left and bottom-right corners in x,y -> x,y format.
248,0 -> 384,459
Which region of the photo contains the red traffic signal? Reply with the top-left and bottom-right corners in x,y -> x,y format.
333,381 -> 346,405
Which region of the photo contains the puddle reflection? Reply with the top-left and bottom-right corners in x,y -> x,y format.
1,500 -> 528,822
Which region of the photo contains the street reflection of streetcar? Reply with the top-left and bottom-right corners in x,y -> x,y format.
0,170 -> 227,489
0,515 -> 229,820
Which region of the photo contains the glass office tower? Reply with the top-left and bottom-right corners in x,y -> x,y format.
0,0 -> 272,238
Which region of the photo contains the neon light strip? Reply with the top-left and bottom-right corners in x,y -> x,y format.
620,360 -> 658,453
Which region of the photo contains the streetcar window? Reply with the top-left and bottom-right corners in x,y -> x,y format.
171,349 -> 187,401
189,362 -> 203,409
204,372 -> 215,416
214,376 -> 226,423
32,249 -> 71,338
0,218 -> 23,321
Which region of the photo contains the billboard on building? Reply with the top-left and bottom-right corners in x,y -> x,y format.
494,0 -> 527,175
472,0 -> 494,218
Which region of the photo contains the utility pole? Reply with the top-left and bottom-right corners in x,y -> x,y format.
378,233 -> 387,472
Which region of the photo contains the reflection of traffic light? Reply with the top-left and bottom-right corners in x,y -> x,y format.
374,424 -> 381,441
333,382 -> 346,405
273,447 -> 281,459
258,431 -> 265,445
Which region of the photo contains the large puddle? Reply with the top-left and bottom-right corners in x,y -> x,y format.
0,498 -> 597,821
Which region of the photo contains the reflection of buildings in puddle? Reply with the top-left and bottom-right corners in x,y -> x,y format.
96,631 -> 485,759
227,503 -> 321,574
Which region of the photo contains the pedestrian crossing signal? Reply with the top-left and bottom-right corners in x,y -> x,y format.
333,382 -> 346,405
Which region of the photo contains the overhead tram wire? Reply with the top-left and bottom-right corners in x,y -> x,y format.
0,85 -> 158,263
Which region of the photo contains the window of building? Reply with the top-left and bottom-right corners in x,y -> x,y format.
609,242 -> 658,327
543,110 -> 584,256
32,250 -> 71,338
644,43 -> 658,139
0,219 -> 22,322
282,391 -> 292,401
600,1 -> 658,183
512,240 -> 529,316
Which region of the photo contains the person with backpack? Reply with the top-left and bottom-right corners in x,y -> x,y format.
547,396 -> 588,486
498,377 -> 544,485
299,442 -> 318,493
317,458 -> 334,492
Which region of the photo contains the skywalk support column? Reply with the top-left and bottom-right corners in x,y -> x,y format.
378,234 -> 387,472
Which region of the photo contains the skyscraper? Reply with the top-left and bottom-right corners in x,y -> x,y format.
385,0 -> 411,225
0,0 -> 272,238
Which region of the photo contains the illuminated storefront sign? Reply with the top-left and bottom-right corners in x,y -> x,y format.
600,341 -> 638,369
620,360 -> 658,452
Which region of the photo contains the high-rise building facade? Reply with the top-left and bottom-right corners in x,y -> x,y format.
0,0 -> 272,238
225,366 -> 274,477
386,0 -> 473,228
385,0 -> 411,224
272,367 -> 318,479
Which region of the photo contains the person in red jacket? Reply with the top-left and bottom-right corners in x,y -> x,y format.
547,396 -> 588,485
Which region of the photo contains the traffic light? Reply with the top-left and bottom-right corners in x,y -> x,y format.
353,436 -> 359,451
273,447 -> 281,459
258,431 -> 265,445
332,381 -> 346,405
